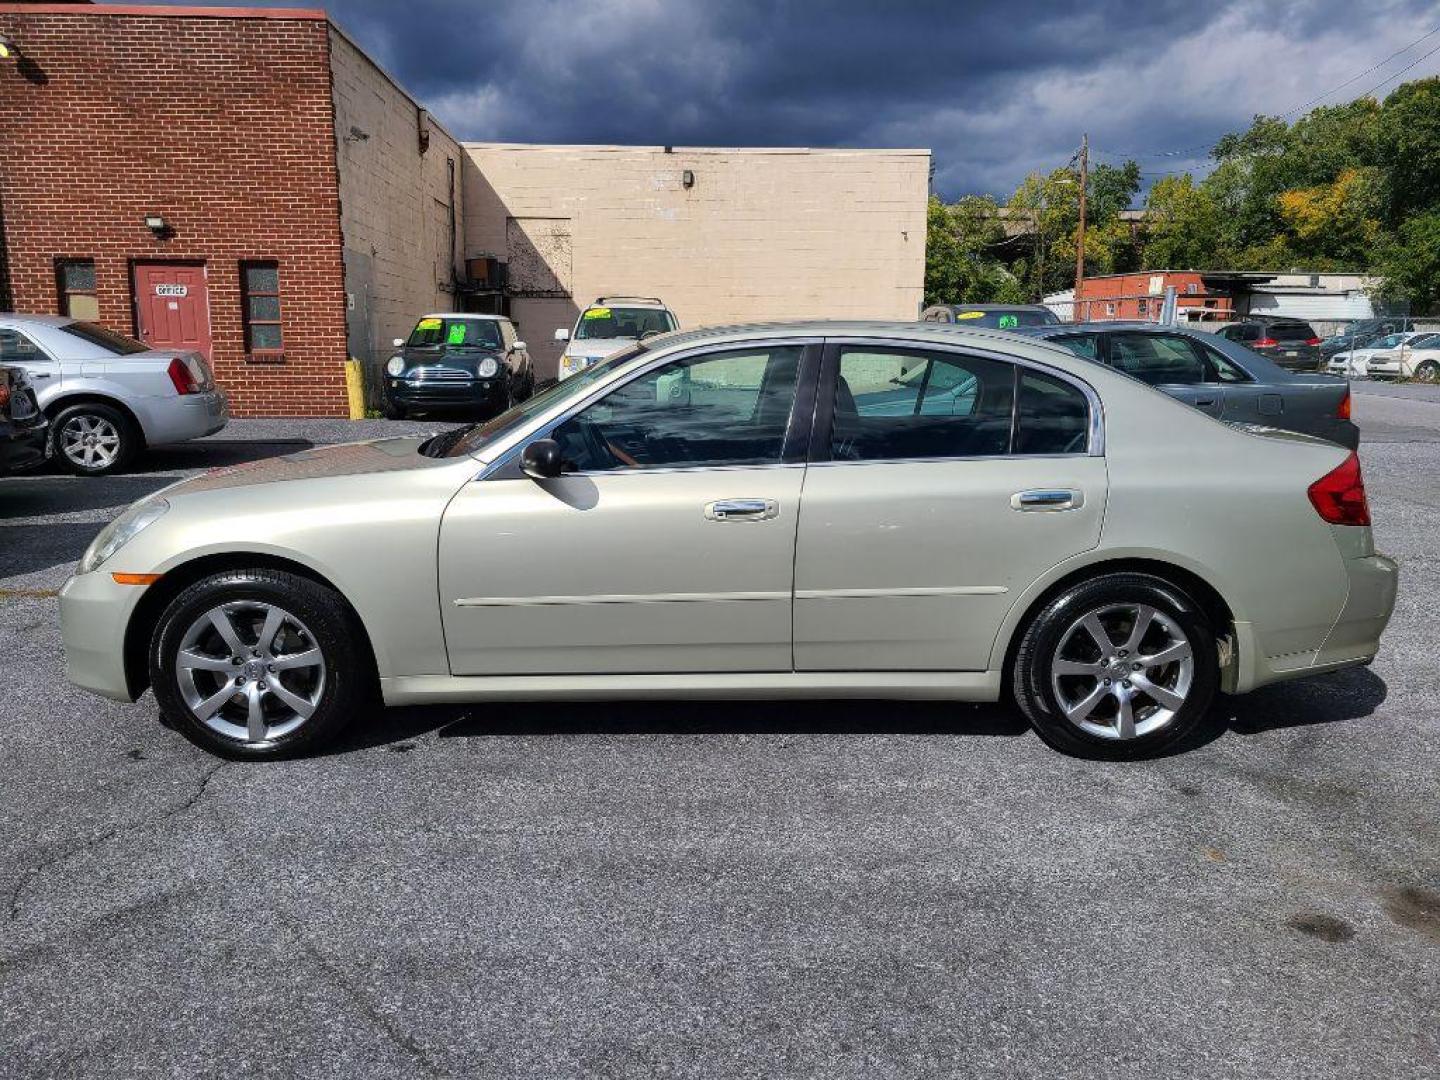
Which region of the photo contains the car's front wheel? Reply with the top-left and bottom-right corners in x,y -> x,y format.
149,569 -> 370,759
51,401 -> 138,476
1415,360 -> 1439,384
1011,573 -> 1218,758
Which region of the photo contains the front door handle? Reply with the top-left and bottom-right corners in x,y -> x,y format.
1011,489 -> 1083,512
1194,397 -> 1218,408
705,498 -> 779,522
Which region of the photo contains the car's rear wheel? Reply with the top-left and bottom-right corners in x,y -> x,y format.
51,401 -> 138,476
1415,360 -> 1439,384
149,569 -> 369,759
1011,573 -> 1217,759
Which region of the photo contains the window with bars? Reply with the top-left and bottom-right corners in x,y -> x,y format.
240,261 -> 283,353
56,259 -> 99,321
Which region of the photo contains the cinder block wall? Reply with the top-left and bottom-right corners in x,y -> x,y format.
0,6 -> 351,417
464,145 -> 931,378
329,27 -> 465,379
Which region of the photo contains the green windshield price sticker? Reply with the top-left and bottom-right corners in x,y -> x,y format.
998,314 -> 1019,329
447,323 -> 467,344
583,307 -> 611,320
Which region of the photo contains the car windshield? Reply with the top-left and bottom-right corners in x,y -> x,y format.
425,344 -> 648,459
407,317 -> 503,349
573,306 -> 675,341
57,321 -> 150,355
1373,333 -> 1405,348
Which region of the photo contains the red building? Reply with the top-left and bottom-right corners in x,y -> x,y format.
1070,271 -> 1235,324
0,2 -> 466,416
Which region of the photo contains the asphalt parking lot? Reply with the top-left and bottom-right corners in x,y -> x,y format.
2,387 -> 1438,1079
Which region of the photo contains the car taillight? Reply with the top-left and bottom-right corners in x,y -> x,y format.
166,357 -> 200,395
1308,451 -> 1370,526
1253,337 -> 1278,348
1305,337 -> 1322,346
1336,388 -> 1351,420
0,374 -> 10,412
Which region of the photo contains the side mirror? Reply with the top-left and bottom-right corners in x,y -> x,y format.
519,439 -> 564,480
553,328 -> 570,342
511,340 -> 527,352
392,338 -> 405,348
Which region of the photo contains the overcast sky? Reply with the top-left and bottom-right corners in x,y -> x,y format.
143,0 -> 1440,199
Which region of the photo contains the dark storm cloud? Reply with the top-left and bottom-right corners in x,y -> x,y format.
145,0 -> 1440,197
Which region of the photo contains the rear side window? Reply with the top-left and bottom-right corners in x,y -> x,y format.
1048,334 -> 1099,361
1014,371 -> 1090,455
1109,333 -> 1207,386
830,348 -> 1015,461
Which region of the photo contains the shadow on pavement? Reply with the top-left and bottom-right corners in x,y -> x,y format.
0,521 -> 106,578
334,697 -> 1032,754
118,439 -> 315,475
0,474 -> 178,519
333,666 -> 1390,757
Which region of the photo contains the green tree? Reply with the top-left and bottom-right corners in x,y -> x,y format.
1374,78 -> 1440,223
923,195 -> 1026,306
1141,174 -> 1225,269
1374,209 -> 1440,311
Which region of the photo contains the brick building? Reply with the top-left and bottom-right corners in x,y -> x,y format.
0,2 -> 464,416
0,3 -> 928,414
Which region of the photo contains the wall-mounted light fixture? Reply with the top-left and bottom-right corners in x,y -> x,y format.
682,169 -> 695,189
0,34 -> 15,60
144,214 -> 168,236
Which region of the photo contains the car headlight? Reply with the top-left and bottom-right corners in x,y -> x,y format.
80,499 -> 169,574
386,356 -> 405,377
478,357 -> 499,378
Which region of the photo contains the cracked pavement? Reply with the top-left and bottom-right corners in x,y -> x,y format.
1,394 -> 1438,1079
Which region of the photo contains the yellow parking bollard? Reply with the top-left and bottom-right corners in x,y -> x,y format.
343,359 -> 366,420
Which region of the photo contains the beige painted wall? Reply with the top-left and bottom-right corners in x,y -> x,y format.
463,144 -> 929,378
329,27 -> 465,374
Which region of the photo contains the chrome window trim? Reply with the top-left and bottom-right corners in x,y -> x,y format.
475,337 -> 824,481
824,335 -> 1105,458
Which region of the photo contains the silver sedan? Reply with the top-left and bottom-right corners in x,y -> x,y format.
0,314 -> 227,475
59,321 -> 1397,759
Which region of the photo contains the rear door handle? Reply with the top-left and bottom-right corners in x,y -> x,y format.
705,498 -> 779,522
1011,489 -> 1083,512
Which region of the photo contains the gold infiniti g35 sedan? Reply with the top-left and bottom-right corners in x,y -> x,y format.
59,322 -> 1398,760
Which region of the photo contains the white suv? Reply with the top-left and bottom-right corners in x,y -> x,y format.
553,297 -> 678,380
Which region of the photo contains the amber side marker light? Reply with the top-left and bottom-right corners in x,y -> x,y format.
112,573 -> 163,586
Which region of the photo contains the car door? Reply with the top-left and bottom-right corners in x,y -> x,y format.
437,341 -> 817,675
1104,331 -> 1221,417
792,341 -> 1107,671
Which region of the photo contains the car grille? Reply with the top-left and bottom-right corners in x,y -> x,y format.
406,366 -> 474,384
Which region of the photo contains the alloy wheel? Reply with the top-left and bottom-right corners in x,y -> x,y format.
1050,603 -> 1195,740
176,601 -> 326,745
59,414 -> 121,471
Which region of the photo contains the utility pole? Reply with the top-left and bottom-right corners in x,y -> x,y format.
1073,133 -> 1088,322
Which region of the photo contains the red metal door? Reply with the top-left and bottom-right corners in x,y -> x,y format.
133,263 -> 212,358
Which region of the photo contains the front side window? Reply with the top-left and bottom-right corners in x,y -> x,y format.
241,261 -> 283,352
550,345 -> 801,472
573,306 -> 676,341
1108,333 -> 1207,386
56,259 -> 99,321
830,348 -> 1015,461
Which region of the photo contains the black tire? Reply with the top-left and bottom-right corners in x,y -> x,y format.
149,569 -> 372,760
1011,572 -> 1218,759
1416,360 -> 1440,384
381,398 -> 407,420
49,401 -> 139,476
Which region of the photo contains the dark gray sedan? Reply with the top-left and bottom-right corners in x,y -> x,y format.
1017,322 -> 1358,449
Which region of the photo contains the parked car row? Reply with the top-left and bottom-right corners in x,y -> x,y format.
1326,331 -> 1440,381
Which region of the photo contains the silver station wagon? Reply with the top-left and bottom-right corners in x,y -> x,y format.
59,322 -> 1397,760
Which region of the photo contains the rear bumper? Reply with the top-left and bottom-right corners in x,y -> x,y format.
139,389 -> 229,446
1231,552 -> 1398,692
58,570 -> 145,702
